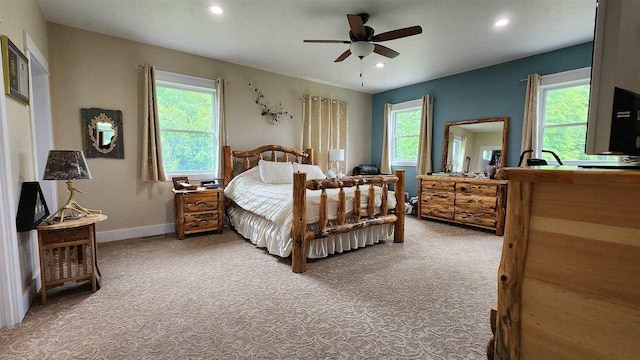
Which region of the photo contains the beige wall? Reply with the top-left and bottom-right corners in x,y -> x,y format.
0,0 -> 49,314
447,126 -> 475,171
470,132 -> 503,172
47,23 -> 372,233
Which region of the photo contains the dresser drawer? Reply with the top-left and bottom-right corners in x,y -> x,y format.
421,190 -> 455,205
454,209 -> 496,228
421,203 -> 455,220
184,212 -> 219,232
183,193 -> 219,213
421,180 -> 455,191
456,183 -> 497,196
455,194 -> 497,211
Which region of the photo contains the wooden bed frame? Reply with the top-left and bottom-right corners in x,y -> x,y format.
223,145 -> 405,273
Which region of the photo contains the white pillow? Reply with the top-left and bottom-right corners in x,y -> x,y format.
258,160 -> 293,184
293,163 -> 326,180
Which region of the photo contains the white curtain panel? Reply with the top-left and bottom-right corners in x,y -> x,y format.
380,103 -> 392,174
521,74 -> 540,166
302,95 -> 348,172
141,64 -> 167,182
216,78 -> 228,178
417,95 -> 434,175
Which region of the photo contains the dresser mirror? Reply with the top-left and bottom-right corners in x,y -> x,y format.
441,117 -> 508,173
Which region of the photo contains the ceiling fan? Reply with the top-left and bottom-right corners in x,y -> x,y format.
304,13 -> 423,62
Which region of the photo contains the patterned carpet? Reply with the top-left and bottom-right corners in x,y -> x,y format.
0,217 -> 502,359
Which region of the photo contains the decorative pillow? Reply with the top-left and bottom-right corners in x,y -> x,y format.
293,163 -> 326,180
258,160 -> 293,184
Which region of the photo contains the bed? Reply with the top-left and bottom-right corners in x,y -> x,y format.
223,145 -> 405,273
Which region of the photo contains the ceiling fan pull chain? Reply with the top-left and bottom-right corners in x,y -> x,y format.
360,59 -> 364,87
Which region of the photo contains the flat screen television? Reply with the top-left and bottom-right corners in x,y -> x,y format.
586,0 -> 640,157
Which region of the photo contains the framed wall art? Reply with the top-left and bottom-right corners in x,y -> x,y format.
1,35 -> 29,105
81,108 -> 125,158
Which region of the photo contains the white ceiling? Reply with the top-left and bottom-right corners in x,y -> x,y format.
35,0 -> 597,94
455,122 -> 504,133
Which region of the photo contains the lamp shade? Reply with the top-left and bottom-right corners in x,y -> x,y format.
329,149 -> 345,162
43,150 -> 92,180
349,42 -> 374,58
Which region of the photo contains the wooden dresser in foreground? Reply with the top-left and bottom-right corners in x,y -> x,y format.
173,188 -> 223,239
417,175 -> 508,235
493,167 -> 640,359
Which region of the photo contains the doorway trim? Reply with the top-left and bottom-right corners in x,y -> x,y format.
25,33 -> 56,211
0,37 -> 22,329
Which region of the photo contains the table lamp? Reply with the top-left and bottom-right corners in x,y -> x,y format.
43,150 -> 101,222
329,148 -> 345,177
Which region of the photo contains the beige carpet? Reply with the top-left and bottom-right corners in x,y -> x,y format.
0,217 -> 502,359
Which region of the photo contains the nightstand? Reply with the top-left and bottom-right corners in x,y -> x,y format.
172,188 -> 223,239
36,214 -> 107,305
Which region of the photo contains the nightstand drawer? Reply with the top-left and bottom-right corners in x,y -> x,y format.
183,193 -> 219,213
184,212 -> 219,232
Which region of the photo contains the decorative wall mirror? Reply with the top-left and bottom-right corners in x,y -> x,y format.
441,117 -> 509,173
81,108 -> 124,158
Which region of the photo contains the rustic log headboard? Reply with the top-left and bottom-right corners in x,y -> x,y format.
223,145 -> 314,185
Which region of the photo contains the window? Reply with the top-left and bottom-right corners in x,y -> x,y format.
538,68 -> 616,165
390,99 -> 422,166
155,71 -> 218,179
451,135 -> 465,172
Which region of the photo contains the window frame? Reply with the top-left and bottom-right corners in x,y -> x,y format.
389,99 -> 422,167
537,67 -> 617,166
155,70 -> 219,180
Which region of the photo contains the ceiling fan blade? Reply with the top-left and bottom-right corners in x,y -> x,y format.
373,44 -> 399,58
304,40 -> 352,44
372,25 -> 423,42
334,49 -> 352,62
347,14 -> 366,38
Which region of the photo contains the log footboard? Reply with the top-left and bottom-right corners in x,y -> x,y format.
292,170 -> 405,273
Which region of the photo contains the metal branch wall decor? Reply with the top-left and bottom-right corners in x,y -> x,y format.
247,82 -> 293,125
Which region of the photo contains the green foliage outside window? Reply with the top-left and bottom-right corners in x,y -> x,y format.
156,85 -> 217,172
542,84 -> 614,162
394,109 -> 421,160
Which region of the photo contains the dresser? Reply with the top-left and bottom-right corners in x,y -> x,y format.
417,175 -> 508,235
493,167 -> 640,359
172,189 -> 223,239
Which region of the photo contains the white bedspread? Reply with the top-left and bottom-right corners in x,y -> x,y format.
224,167 -> 397,257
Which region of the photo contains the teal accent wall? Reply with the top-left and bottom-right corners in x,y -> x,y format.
371,42 -> 594,197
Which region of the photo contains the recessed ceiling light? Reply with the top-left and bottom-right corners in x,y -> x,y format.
494,18 -> 510,27
375,62 -> 385,68
208,5 -> 223,15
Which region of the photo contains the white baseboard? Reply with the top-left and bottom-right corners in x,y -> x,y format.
96,223 -> 175,243
20,280 -> 37,320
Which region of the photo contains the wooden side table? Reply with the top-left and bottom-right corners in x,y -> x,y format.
36,214 -> 107,305
173,188 -> 223,239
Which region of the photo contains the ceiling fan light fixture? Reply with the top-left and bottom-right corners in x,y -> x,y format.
494,18 -> 510,27
375,62 -> 385,68
207,5 -> 224,15
349,42 -> 375,58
